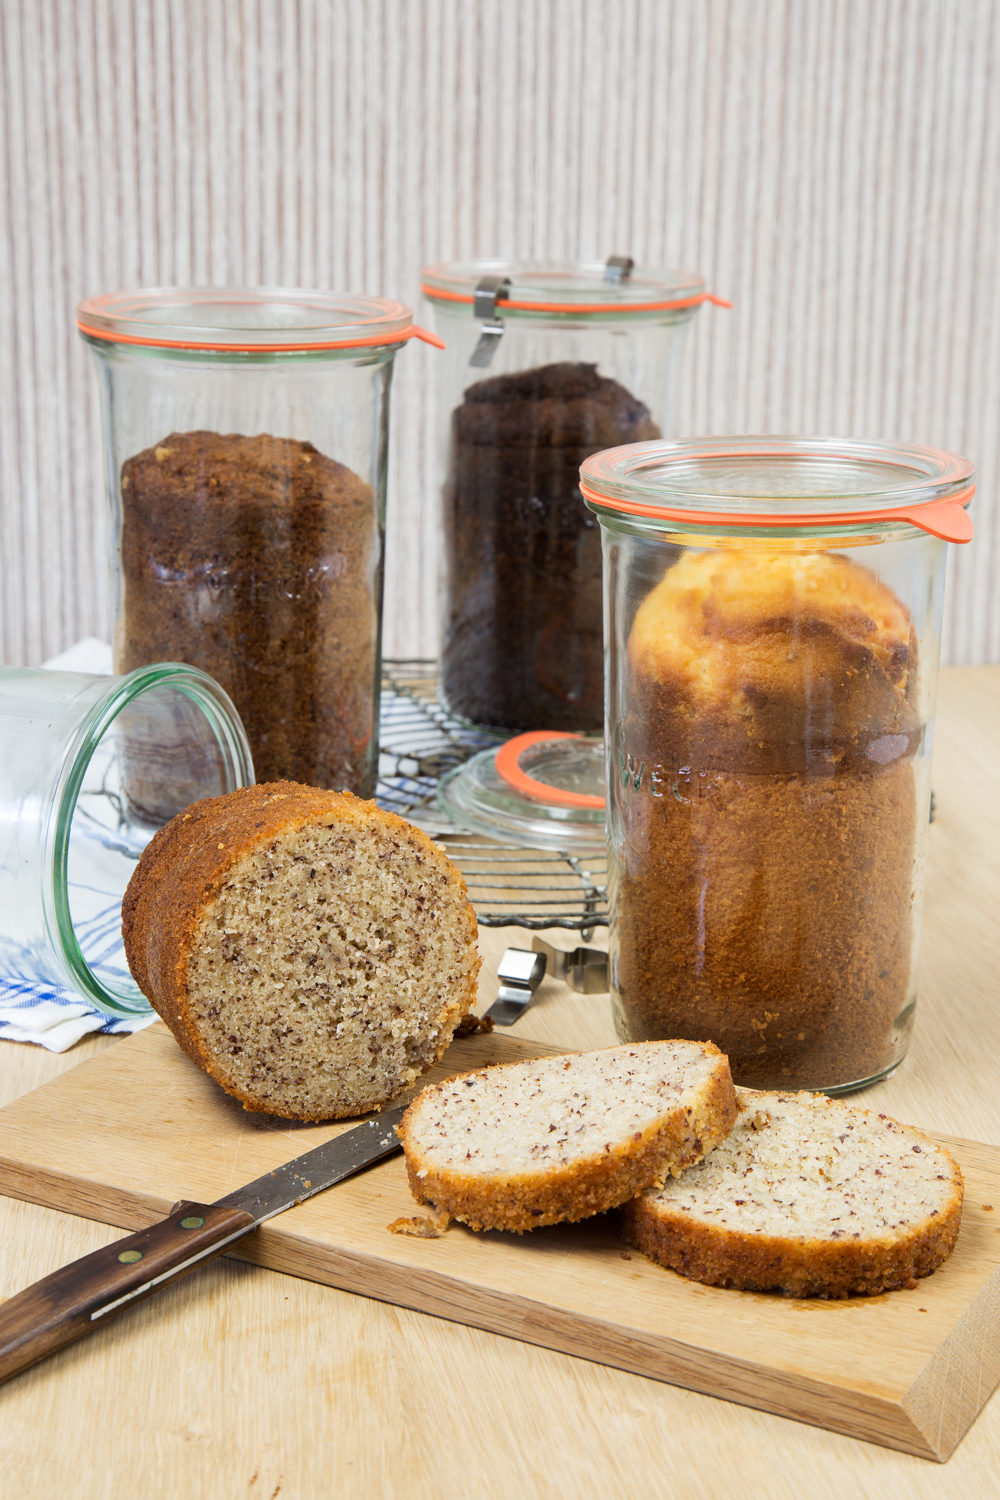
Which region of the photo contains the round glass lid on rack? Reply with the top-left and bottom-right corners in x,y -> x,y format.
375,662 -> 607,932
436,729 -> 605,853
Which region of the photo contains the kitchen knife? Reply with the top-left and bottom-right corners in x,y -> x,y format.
0,1103 -> 406,1386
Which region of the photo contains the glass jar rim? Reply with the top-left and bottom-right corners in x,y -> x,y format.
49,662 -> 254,1019
580,436 -> 976,543
76,286 -> 443,353
421,259 -> 721,317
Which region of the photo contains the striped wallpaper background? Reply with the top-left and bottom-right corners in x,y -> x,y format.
1,0 -> 998,665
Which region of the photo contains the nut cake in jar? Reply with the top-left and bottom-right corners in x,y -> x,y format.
78,287 -> 442,797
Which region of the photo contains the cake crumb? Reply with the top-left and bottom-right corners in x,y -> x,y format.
388,1211 -> 452,1239
454,1012 -> 495,1038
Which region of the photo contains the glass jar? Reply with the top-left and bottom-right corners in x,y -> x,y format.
580,437 -> 975,1093
78,288 -> 441,798
0,663 -> 253,1019
423,260 -> 725,733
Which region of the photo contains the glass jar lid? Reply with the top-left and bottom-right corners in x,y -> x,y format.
436,732 -> 605,852
421,259 -> 723,319
77,287 -> 444,353
580,436 -> 975,542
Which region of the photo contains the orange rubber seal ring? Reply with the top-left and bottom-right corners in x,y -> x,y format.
578,481 -> 976,544
494,731 -> 605,810
420,284 -> 731,315
76,320 -> 445,353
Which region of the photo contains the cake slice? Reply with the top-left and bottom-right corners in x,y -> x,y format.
397,1040 -> 738,1233
121,782 -> 481,1120
620,1089 -> 964,1298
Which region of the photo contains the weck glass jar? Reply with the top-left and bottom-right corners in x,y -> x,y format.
0,663 -> 253,1019
423,259 -> 726,732
580,437 -> 975,1093
78,288 -> 441,798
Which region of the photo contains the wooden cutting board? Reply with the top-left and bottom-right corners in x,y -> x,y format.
0,1023 -> 998,1462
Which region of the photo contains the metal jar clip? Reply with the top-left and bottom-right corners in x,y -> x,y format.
469,275 -> 511,367
485,939 -> 609,1026
603,255 -> 634,283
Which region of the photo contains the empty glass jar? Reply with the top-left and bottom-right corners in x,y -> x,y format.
0,663 -> 253,1019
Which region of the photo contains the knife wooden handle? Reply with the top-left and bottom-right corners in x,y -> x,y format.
0,1200 -> 255,1385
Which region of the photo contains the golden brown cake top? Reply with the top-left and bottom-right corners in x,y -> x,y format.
628,547 -> 913,711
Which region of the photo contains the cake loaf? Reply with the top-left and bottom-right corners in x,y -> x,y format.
613,547 -> 924,1090
620,1089 -> 964,1298
122,782 -> 481,1120
441,361 -> 660,731
119,431 -> 379,795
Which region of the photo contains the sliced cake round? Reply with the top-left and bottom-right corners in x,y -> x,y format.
122,782 -> 481,1120
620,1089 -> 964,1298
397,1040 -> 738,1233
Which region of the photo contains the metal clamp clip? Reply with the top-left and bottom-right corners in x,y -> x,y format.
486,947 -> 547,1026
603,255 -> 634,284
485,938 -> 611,1027
469,275 -> 511,367
531,937 -> 609,994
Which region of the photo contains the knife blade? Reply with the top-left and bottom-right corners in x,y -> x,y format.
0,1103 -> 407,1386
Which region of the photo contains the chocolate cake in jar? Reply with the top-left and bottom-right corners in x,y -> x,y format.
422,260 -> 718,732
441,362 -> 659,730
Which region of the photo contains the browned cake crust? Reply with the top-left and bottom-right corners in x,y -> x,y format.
620,1091 -> 964,1298
122,782 -> 480,1120
613,548 -> 925,1089
441,362 -> 660,730
398,1041 -> 738,1233
119,431 -> 379,794
623,548 -> 921,776
613,764 -> 917,1087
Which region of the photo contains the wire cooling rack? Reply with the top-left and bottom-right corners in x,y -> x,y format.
377,661 -> 608,934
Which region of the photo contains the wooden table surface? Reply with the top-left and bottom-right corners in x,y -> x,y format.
2,664 -> 999,1500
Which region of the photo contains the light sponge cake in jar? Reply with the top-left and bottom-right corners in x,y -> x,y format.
620,1089 -> 964,1298
624,547 -> 919,775
122,782 -> 481,1120
612,546 -> 925,1090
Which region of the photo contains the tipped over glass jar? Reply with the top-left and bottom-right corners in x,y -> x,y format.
581,437 -> 975,1093
0,662 -> 253,1019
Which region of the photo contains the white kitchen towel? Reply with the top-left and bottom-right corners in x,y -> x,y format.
0,979 -> 156,1052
